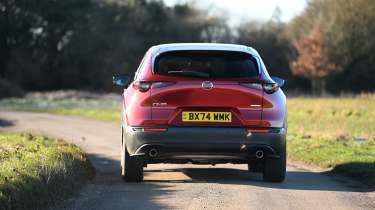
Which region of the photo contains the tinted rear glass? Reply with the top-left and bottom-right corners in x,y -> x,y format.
155,51 -> 259,78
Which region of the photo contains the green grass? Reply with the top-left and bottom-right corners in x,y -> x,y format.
1,95 -> 375,185
0,133 -> 94,210
288,96 -> 375,141
0,97 -> 120,121
287,95 -> 375,185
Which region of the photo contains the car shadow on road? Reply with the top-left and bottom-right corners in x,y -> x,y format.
59,153 -> 374,210
58,154 -> 179,210
145,167 -> 374,193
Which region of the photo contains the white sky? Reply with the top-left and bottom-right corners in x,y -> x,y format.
164,0 -> 307,25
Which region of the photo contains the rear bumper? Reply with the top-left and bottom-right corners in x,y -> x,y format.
125,126 -> 286,161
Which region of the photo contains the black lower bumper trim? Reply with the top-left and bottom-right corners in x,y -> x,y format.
125,126 -> 286,161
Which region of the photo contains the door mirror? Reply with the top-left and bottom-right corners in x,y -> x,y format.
113,74 -> 130,87
271,76 -> 285,88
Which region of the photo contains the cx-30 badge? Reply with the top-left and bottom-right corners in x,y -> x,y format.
202,81 -> 214,90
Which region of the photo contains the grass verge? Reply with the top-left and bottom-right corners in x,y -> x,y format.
0,132 -> 94,210
288,135 -> 375,185
288,95 -> 375,186
0,97 -> 120,121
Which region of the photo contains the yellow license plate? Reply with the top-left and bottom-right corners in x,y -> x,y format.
182,112 -> 232,122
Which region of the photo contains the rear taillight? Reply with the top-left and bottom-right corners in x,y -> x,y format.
133,81 -> 152,92
240,82 -> 279,94
151,81 -> 176,89
133,81 -> 175,92
240,82 -> 263,90
262,83 -> 279,94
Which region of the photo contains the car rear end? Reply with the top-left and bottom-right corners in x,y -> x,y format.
122,44 -> 287,182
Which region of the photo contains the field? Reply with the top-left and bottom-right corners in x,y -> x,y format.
287,96 -> 375,185
1,94 -> 375,185
0,133 -> 93,210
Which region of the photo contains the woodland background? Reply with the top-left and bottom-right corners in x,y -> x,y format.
1,0 -> 374,97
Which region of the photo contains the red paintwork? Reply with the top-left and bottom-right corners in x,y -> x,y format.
150,81 -> 262,127
261,89 -> 287,128
123,46 -> 287,128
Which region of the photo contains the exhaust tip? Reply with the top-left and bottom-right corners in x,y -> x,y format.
148,148 -> 158,158
255,150 -> 264,159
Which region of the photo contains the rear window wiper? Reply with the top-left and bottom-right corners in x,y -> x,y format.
167,70 -> 209,78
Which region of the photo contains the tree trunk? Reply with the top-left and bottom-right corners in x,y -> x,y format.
0,48 -> 10,78
0,4 -> 11,78
320,78 -> 327,96
311,78 -> 326,96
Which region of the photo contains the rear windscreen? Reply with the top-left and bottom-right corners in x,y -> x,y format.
154,51 -> 259,78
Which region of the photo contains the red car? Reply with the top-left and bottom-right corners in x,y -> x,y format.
113,43 -> 287,182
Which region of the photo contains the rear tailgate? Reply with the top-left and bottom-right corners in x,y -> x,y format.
150,80 -> 263,127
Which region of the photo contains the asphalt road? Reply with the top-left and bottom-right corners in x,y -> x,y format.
0,111 -> 374,210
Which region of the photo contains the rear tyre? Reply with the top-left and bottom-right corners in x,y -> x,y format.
121,129 -> 144,182
262,146 -> 286,182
